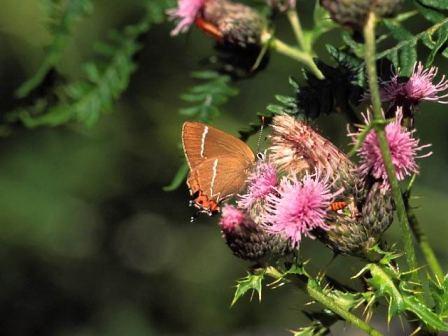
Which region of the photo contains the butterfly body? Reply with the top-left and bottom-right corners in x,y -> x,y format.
182,122 -> 255,214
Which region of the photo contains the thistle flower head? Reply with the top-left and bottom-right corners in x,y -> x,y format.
218,204 -> 292,261
238,159 -> 278,209
404,62 -> 448,104
168,0 -> 206,36
269,115 -> 354,178
320,0 -> 403,29
381,62 -> 448,105
219,204 -> 245,232
262,172 -> 337,247
349,108 -> 432,191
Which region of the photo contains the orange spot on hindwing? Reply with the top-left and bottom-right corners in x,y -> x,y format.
193,191 -> 220,214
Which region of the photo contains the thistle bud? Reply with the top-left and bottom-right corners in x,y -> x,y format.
219,205 -> 291,262
202,0 -> 266,47
266,0 -> 296,13
169,0 -> 266,48
320,0 -> 403,29
315,179 -> 394,256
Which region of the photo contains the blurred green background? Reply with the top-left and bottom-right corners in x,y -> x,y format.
0,0 -> 447,335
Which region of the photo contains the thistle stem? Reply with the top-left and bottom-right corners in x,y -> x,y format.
306,280 -> 384,336
263,33 -> 324,79
404,194 -> 444,282
287,9 -> 307,51
264,269 -> 384,336
363,13 -> 419,277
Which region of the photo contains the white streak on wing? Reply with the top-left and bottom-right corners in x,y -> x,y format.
210,158 -> 219,198
200,126 -> 209,158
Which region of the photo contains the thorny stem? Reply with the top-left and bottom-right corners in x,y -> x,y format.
262,32 -> 324,80
306,280 -> 384,336
363,13 -> 419,279
264,269 -> 384,336
287,9 -> 307,51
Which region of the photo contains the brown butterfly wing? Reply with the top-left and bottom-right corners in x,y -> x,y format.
182,121 -> 255,170
188,156 -> 252,203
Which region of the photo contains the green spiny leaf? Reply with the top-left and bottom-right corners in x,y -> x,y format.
231,272 -> 265,306
404,295 -> 448,331
430,275 -> 448,319
291,322 -> 328,336
363,264 -> 405,323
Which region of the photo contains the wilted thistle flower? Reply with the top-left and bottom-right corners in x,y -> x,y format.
262,172 -> 338,247
349,108 -> 432,191
266,0 -> 296,12
320,0 -> 403,29
269,115 -> 354,181
169,0 -> 265,47
219,205 -> 291,262
381,62 -> 448,106
238,160 -> 278,209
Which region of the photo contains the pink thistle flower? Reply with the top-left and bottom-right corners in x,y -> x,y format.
404,62 -> 448,103
219,204 -> 245,232
349,108 -> 432,191
262,172 -> 337,247
238,160 -> 278,209
167,0 -> 206,36
380,62 -> 448,105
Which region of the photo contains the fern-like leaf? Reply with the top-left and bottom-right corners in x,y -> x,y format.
373,4 -> 448,74
9,2 -> 167,128
179,71 -> 238,122
16,0 -> 94,98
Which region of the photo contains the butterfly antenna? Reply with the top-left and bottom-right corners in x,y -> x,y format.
256,116 -> 265,155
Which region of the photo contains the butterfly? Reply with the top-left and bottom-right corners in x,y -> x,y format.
182,121 -> 256,214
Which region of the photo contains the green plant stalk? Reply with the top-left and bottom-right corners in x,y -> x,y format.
287,9 -> 307,51
263,33 -> 324,79
404,197 -> 444,282
306,279 -> 384,336
363,13 -> 418,278
264,269 -> 383,336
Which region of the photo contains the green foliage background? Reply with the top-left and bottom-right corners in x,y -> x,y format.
0,0 -> 447,335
